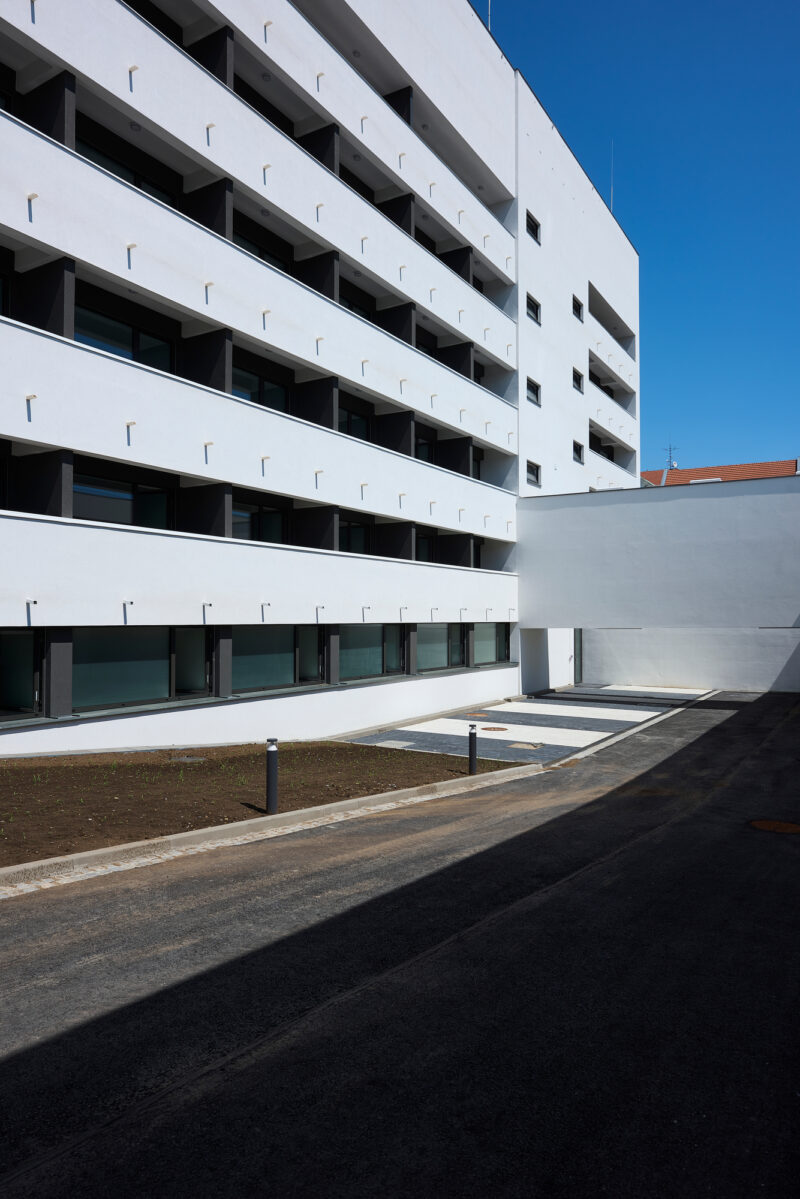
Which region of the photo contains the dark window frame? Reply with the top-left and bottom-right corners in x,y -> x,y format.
526,377 -> 541,405
526,293 -> 541,324
526,460 -> 541,487
526,211 -> 541,243
572,295 -> 584,321
573,368 -> 584,393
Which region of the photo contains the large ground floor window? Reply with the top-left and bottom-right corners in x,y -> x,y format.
232,626 -> 324,693
417,623 -> 465,672
0,623 -> 513,722
474,622 -> 511,665
339,625 -> 404,681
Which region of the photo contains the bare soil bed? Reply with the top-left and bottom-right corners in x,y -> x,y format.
0,741 -> 506,868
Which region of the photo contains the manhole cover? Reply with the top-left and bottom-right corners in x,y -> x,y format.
749,819 -> 800,835
482,726 -> 508,732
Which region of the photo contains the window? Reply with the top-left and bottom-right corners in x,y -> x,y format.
526,211 -> 541,243
573,441 -> 584,464
573,368 -> 584,392
338,404 -> 371,441
474,623 -> 510,666
471,446 -> 484,480
73,474 -> 171,529
339,625 -> 404,681
526,460 -> 541,487
72,627 -> 170,710
339,519 -> 372,554
415,424 -> 437,463
232,625 -> 295,692
0,630 -> 37,716
573,295 -> 584,321
417,623 -> 465,672
231,501 -> 285,543
75,306 -> 172,371
526,377 -> 541,406
526,294 -> 541,324
231,365 -> 288,412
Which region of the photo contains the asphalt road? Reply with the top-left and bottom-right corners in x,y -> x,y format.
1,691 -> 798,1197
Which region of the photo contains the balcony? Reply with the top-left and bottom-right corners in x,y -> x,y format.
0,116 -> 518,454
0,510 -> 519,630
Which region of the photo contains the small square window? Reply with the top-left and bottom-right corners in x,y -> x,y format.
526,294 -> 541,323
573,295 -> 584,321
573,440 -> 584,463
526,211 -> 541,243
526,460 -> 541,486
526,377 -> 541,405
573,368 -> 584,392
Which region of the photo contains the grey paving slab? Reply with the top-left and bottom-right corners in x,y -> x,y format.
441,710 -> 642,733
355,729 -> 567,764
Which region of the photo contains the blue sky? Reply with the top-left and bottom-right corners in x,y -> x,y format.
471,0 -> 800,471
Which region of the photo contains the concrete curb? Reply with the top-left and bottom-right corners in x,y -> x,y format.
0,759 -> 546,888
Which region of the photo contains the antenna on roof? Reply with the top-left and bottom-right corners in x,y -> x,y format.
488,0 -> 492,33
664,443 -> 679,470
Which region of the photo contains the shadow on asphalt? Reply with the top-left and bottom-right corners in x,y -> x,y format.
1,692 -> 798,1198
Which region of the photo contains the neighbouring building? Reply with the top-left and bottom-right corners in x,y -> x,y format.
0,0 -> 640,753
641,459 -> 798,487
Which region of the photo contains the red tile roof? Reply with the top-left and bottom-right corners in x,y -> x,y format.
641,460 -> 798,486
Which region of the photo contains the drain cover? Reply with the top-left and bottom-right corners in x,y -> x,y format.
482,726 -> 508,732
750,820 -> 800,835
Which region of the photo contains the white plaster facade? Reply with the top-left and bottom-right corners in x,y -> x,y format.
0,0 -> 640,753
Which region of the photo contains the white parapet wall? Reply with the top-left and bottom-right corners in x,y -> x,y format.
516,476 -> 800,692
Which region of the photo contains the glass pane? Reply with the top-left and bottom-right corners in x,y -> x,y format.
496,623 -> 510,662
448,623 -> 464,667
0,630 -> 35,712
72,628 -> 170,709
232,626 -> 295,691
232,367 -> 260,403
258,509 -> 284,543
175,627 -> 207,694
262,382 -> 288,412
415,438 -> 435,462
233,232 -> 260,256
75,307 -> 134,359
474,623 -> 498,665
350,412 -> 369,441
340,522 -> 369,554
139,333 -> 171,371
416,536 -> 434,563
340,625 -> 383,680
417,623 -> 449,672
77,140 -> 136,185
232,504 -> 257,540
385,625 -> 403,674
73,476 -> 134,525
140,179 -> 172,205
298,626 -> 321,683
135,486 -> 169,529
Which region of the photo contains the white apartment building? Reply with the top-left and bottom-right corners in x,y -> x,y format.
0,0 -> 640,754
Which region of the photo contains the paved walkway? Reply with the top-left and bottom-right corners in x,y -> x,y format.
350,683 -> 707,763
1,690 -> 797,1198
